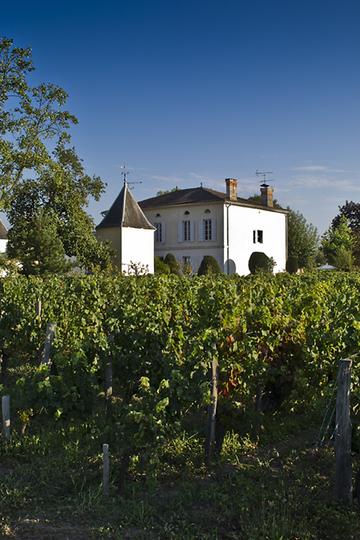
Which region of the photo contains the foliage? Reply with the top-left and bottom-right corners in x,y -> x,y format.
287,208 -> 318,268
321,216 -> 355,270
248,251 -> 275,274
286,255 -> 299,274
1,273 -> 360,538
7,208 -> 70,275
154,256 -> 170,274
0,37 -> 111,270
155,187 -> 179,196
197,255 -> 221,275
164,253 -> 181,275
247,193 -> 281,208
332,202 -> 360,265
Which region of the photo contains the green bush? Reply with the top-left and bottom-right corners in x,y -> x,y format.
164,253 -> 181,275
154,256 -> 170,274
248,252 -> 275,274
197,255 -> 221,275
286,255 -> 299,274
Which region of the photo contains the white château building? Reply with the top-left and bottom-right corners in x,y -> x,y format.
139,178 -> 287,275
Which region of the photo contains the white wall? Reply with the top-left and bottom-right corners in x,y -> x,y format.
121,227 -> 154,274
143,202 -> 287,275
224,205 -> 287,275
0,239 -> 7,254
144,203 -> 224,272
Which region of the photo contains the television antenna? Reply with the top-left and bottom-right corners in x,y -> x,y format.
121,163 -> 142,189
255,169 -> 273,186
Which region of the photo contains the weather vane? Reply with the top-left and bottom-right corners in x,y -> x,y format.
121,162 -> 142,189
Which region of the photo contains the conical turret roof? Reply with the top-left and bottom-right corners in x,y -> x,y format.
0,219 -> 8,240
97,183 -> 155,230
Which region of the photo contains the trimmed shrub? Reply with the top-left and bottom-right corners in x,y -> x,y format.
154,256 -> 170,275
198,255 -> 222,276
286,255 -> 299,274
248,252 -> 275,274
164,253 -> 182,276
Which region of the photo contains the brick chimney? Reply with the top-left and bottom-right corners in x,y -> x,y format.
260,183 -> 274,208
225,178 -> 238,201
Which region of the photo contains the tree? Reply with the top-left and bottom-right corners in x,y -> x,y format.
332,201 -> 360,264
287,209 -> 318,269
154,256 -> 170,274
164,253 -> 181,276
0,37 -> 111,270
286,255 -> 299,274
7,209 -> 70,275
197,255 -> 221,275
156,187 -> 179,196
321,216 -> 355,271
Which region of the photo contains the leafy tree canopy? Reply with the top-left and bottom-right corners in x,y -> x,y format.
0,37 -> 112,271
332,200 -> 360,264
156,187 -> 179,196
287,208 -> 318,268
321,216 -> 355,271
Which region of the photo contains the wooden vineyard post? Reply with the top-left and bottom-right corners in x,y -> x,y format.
35,300 -> 42,318
335,358 -> 352,505
105,360 -> 113,400
103,443 -> 110,496
205,357 -> 218,465
2,395 -> 10,441
40,322 -> 56,366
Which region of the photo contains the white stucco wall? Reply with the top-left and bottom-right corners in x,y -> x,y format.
144,203 -> 224,272
121,227 -> 154,274
0,239 -> 7,254
143,202 -> 287,275
223,205 -> 287,275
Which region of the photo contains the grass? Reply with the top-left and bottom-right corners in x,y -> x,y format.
1,408 -> 360,540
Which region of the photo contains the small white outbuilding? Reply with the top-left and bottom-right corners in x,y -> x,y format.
96,182 -> 155,274
0,219 -> 8,254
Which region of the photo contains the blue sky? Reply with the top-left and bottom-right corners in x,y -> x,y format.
2,0 -> 360,233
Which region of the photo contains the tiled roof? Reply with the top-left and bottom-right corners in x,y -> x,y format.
0,220 -> 7,240
139,186 -> 286,212
97,183 -> 155,230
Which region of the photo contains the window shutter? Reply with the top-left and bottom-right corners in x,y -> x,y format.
191,221 -> 195,241
178,222 -> 183,242
199,220 -> 205,241
161,222 -> 166,243
212,219 -> 217,241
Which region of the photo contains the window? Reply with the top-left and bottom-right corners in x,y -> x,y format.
184,210 -> 190,215
203,219 -> 212,240
253,230 -> 263,244
154,223 -> 162,243
183,256 -> 191,265
183,220 -> 191,241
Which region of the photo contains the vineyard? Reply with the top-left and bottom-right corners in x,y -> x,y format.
1,272 -> 360,539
